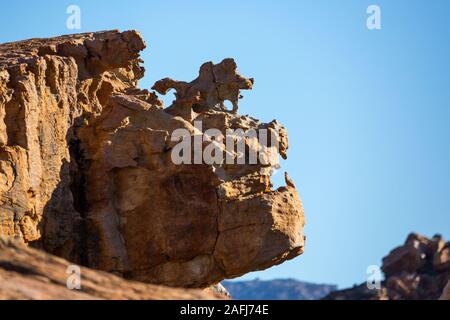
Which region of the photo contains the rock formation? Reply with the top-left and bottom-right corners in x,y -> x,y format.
0,237 -> 220,300
152,58 -> 254,116
324,233 -> 450,300
0,30 -> 305,291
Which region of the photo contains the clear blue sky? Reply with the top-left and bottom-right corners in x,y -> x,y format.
1,0 -> 449,288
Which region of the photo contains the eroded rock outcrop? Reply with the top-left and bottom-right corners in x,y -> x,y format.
152,58 -> 254,117
0,30 -> 305,289
324,233 -> 450,300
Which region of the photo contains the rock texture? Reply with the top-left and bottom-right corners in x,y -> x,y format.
324,233 -> 450,300
0,30 -> 305,290
0,237 -> 219,300
0,30 -> 147,257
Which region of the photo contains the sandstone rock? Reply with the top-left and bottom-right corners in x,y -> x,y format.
0,30 -> 305,290
77,92 -> 304,288
152,58 -> 254,117
0,30 -> 147,260
0,237 -> 219,300
381,233 -> 446,278
382,240 -> 425,278
324,233 -> 450,300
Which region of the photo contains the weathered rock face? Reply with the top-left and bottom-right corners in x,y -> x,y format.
324,233 -> 450,300
0,237 -> 220,300
323,283 -> 390,301
0,30 -> 149,264
0,30 -> 305,289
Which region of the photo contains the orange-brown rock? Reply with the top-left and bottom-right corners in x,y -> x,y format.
0,30 -> 149,257
0,30 -> 305,290
0,237 -> 219,300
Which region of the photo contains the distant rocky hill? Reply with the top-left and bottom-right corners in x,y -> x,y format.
324,233 -> 450,300
223,279 -> 337,300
